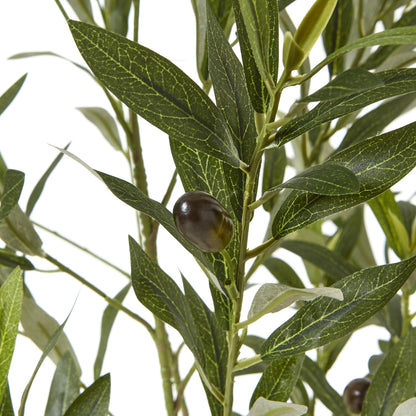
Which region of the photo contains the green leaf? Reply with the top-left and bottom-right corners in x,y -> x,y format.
260,255 -> 416,361
45,352 -> 80,416
263,258 -> 304,288
248,398 -> 307,416
67,0 -> 94,23
0,205 -> 43,256
368,190 -> 410,259
207,4 -> 257,164
26,143 -> 70,217
246,283 -> 343,327
77,107 -> 122,152
68,20 -> 241,168
64,374 -> 110,416
249,355 -> 304,407
262,147 -> 286,212
277,162 -> 360,195
338,92 -> 416,151
0,74 -> 27,117
305,26 -> 416,84
0,170 -> 24,222
103,0 -> 132,36
232,0 -> 278,112
301,69 -> 384,102
19,307 -> 74,416
0,268 -> 23,405
280,240 -> 358,282
0,383 -> 14,416
276,69 -> 416,146
272,122 -> 416,240
323,0 -> 353,75
94,284 -> 130,379
96,170 -> 213,272
393,398 -> 416,416
362,328 -> 416,416
0,249 -> 34,271
300,356 -> 349,416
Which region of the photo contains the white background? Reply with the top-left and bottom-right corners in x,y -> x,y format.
0,0 -> 414,415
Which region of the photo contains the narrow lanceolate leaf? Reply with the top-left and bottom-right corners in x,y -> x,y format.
233,0 -> 278,112
103,0 -> 132,36
276,68 -> 416,146
64,374 -> 110,416
361,328 -> 416,416
67,0 -> 94,23
68,20 -> 241,168
94,284 -> 130,379
262,146 -> 286,212
249,355 -> 304,408
0,249 -> 34,271
0,383 -> 14,416
263,257 -> 305,288
77,107 -> 122,152
301,69 -> 384,102
260,255 -> 416,361
45,352 -> 80,416
0,74 -> 27,117
301,356 -> 349,416
207,4 -> 256,164
26,143 -> 70,217
272,122 -> 416,240
0,170 -> 25,222
0,268 -> 23,405
275,162 -> 360,195
97,171 -> 213,272
280,240 -> 358,282
248,398 -> 307,416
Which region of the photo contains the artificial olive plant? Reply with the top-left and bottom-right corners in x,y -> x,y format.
2,0 -> 416,415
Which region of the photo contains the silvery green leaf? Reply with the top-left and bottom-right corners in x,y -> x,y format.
248,397 -> 308,416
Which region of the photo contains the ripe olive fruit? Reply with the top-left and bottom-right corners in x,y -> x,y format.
173,191 -> 234,253
342,378 -> 370,414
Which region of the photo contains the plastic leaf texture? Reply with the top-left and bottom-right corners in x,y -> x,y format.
248,397 -> 307,416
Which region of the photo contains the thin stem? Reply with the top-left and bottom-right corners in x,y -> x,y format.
32,221 -> 130,278
43,253 -> 154,335
174,364 -> 196,416
54,0 -> 69,20
233,354 -> 262,372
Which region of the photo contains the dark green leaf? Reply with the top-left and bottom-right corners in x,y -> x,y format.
68,20 -> 241,167
67,0 -> 94,23
272,122 -> 416,239
278,0 -> 296,10
77,107 -> 122,152
232,0 -> 278,112
277,162 -> 360,195
250,355 -> 304,408
263,257 -> 305,288
0,383 -> 14,416
362,328 -> 416,416
0,74 -> 27,117
260,255 -> 416,361
0,206 -> 43,256
323,0 -> 353,75
300,356 -> 349,416
276,69 -> 416,146
0,249 -> 34,271
338,92 -> 416,151
0,170 -> 24,222
64,374 -> 110,416
207,4 -> 256,164
262,146 -> 286,212
94,284 -> 130,379
280,240 -> 358,282
96,171 -> 213,272
0,268 -> 23,405
26,143 -> 70,217
103,0 -> 132,36
45,352 -> 80,416
301,69 -> 384,102
398,200 -> 416,240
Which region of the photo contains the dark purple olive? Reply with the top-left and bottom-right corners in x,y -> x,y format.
173,191 -> 234,253
342,378 -> 370,414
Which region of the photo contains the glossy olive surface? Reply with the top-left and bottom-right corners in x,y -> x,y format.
173,191 -> 234,253
342,378 -> 370,414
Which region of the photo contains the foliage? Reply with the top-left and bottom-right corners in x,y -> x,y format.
2,0 -> 416,415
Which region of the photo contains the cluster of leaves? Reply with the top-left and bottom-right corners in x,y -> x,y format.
2,0 -> 416,415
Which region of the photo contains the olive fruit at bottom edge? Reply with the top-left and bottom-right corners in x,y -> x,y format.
173,191 -> 234,253
342,378 -> 371,414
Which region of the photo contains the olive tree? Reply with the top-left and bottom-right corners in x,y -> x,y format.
1,0 -> 416,415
